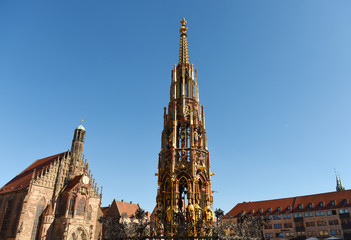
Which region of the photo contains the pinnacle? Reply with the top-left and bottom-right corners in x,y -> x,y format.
179,18 -> 189,64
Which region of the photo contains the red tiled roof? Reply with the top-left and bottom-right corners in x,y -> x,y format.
102,199 -> 140,218
0,152 -> 66,194
117,200 -> 140,217
223,190 -> 351,220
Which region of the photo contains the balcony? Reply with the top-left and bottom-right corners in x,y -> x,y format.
294,217 -> 304,223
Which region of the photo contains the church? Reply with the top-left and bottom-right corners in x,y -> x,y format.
0,122 -> 103,240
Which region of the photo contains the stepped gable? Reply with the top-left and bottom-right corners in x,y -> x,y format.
223,189 -> 351,219
0,152 -> 66,194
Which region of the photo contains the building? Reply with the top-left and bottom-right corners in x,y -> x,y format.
101,199 -> 146,223
223,181 -> 351,240
0,123 -> 103,240
154,18 -> 214,236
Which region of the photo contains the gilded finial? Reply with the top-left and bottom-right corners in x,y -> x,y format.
81,119 -> 83,124
180,18 -> 188,35
179,18 -> 189,64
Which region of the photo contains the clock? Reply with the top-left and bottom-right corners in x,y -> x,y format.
82,176 -> 90,184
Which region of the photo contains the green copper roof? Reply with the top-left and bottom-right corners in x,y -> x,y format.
76,124 -> 85,131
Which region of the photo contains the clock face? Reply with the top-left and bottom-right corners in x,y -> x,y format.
82,176 -> 89,184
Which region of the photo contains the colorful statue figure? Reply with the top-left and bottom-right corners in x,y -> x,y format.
194,131 -> 199,146
194,199 -> 202,220
186,199 -> 195,224
205,202 -> 214,224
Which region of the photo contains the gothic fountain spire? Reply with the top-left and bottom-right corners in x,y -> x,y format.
179,18 -> 189,64
155,19 -> 214,237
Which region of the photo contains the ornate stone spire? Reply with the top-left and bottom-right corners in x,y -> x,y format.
156,19 -> 214,237
336,170 -> 345,191
179,18 -> 189,64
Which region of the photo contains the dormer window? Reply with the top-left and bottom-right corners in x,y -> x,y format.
298,204 -> 302,210
331,200 -> 336,206
277,207 -> 281,211
287,206 -> 291,211
343,199 -> 348,205
259,209 -> 262,213
268,208 -> 272,212
319,202 -> 324,207
308,203 -> 313,208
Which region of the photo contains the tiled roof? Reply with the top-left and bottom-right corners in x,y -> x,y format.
0,152 -> 66,194
116,200 -> 140,217
102,199 -> 141,218
223,190 -> 351,219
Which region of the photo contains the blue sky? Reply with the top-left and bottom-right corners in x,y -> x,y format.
1,1 -> 351,213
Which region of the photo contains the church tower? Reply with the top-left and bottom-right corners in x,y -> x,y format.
155,18 -> 214,236
68,120 -> 86,180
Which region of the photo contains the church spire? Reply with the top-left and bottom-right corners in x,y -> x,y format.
179,18 -> 189,64
335,170 -> 345,191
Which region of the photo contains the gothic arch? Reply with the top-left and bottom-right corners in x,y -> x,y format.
31,197 -> 46,240
76,197 -> 86,216
68,226 -> 88,240
176,171 -> 192,181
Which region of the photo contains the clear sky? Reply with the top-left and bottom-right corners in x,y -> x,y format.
1,1 -> 351,213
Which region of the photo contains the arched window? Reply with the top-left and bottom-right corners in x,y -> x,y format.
177,124 -> 182,148
178,177 -> 188,212
76,198 -> 85,216
31,197 -> 45,240
186,126 -> 190,148
68,197 -> 75,216
0,196 -> 15,236
11,197 -> 23,236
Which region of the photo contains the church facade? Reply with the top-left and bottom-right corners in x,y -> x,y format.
0,123 -> 103,240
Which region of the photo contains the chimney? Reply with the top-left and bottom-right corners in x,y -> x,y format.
130,201 -> 133,204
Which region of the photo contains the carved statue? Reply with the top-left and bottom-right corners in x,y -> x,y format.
194,199 -> 202,220
186,199 -> 195,224
205,202 -> 214,224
